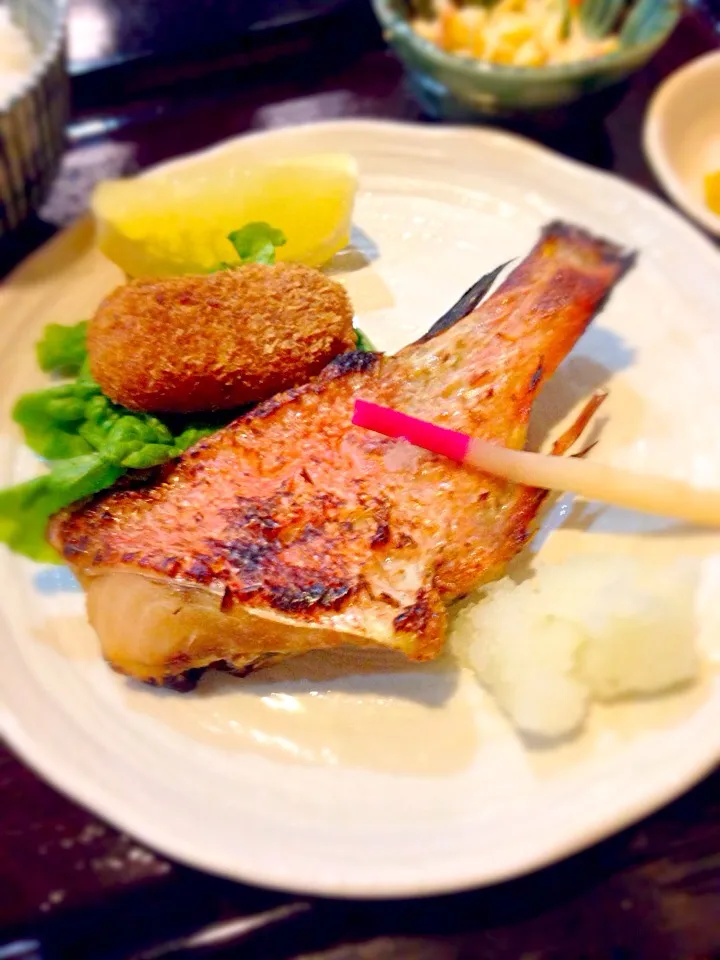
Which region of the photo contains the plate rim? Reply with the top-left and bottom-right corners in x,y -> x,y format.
2,118 -> 720,898
3,657 -> 720,899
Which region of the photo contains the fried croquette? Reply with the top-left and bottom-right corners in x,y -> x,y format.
87,262 -> 356,413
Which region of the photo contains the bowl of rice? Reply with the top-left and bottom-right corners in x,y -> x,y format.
0,0 -> 68,236
371,0 -> 681,118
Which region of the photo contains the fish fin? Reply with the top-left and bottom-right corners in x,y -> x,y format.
550,391 -> 608,456
416,260 -> 513,343
541,221 -> 637,275
540,221 -> 638,326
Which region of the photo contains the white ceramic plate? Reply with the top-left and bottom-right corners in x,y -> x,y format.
2,120 -> 720,898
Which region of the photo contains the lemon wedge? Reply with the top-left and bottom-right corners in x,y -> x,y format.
705,170 -> 720,217
91,153 -> 359,276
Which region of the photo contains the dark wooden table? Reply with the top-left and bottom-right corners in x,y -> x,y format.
2,3 -> 720,957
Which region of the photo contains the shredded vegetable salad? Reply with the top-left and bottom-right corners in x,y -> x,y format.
412,0 -> 620,67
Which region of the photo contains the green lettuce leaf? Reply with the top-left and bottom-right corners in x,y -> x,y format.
0,455 -> 126,563
354,327 -> 376,352
5,326 -> 221,560
227,222 -> 287,265
13,383 -> 98,460
36,321 -> 89,377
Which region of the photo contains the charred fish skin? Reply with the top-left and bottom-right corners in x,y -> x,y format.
49,222 -> 635,687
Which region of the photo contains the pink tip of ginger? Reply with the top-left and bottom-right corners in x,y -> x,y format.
351,399 -> 470,463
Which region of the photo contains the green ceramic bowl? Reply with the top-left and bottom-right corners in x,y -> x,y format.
371,0 -> 681,118
0,0 -> 69,236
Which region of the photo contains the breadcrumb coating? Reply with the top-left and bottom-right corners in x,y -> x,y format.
88,262 -> 356,413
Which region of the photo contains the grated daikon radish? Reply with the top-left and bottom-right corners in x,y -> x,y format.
451,555 -> 700,739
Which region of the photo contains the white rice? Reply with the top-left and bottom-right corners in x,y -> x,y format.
0,6 -> 35,106
450,555 -> 700,740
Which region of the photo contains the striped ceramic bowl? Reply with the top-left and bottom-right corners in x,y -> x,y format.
0,0 -> 68,236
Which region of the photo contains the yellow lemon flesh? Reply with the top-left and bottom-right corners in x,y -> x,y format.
91,153 -> 359,276
705,170 -> 720,217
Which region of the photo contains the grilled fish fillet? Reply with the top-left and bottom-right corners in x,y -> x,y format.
49,222 -> 634,687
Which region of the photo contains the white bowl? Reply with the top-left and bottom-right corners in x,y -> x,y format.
643,50 -> 720,237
